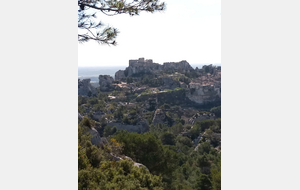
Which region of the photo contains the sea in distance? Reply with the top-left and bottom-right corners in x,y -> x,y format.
78,63 -> 221,86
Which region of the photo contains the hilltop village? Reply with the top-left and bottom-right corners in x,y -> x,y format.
78,58 -> 221,189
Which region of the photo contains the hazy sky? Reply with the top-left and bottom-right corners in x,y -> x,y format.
78,0 -> 221,67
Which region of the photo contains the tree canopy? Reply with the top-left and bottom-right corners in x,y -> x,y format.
78,0 -> 166,44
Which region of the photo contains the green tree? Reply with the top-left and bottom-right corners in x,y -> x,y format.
78,124 -> 165,190
161,132 -> 176,145
78,0 -> 166,44
211,162 -> 221,190
210,106 -> 221,118
197,142 -> 212,155
126,77 -> 133,84
103,125 -> 117,137
170,123 -> 184,136
113,131 -> 178,177
195,173 -> 212,190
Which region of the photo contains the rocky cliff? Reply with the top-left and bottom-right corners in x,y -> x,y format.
163,60 -> 194,73
115,58 -> 194,79
152,109 -> 174,126
99,75 -> 114,92
114,58 -> 221,106
186,83 -> 221,104
115,70 -> 126,80
187,112 -> 216,125
88,127 -> 108,146
78,79 -> 97,97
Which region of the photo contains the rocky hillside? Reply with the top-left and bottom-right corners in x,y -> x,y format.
78,59 -> 221,189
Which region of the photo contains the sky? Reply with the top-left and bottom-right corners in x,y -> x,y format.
78,0 -> 221,67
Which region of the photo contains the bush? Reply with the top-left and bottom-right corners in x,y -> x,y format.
159,103 -> 171,110
78,96 -> 87,106
210,106 -> 221,118
197,142 -> 212,155
103,125 -> 117,137
113,131 -> 178,177
161,132 -> 176,145
80,117 -> 92,128
87,97 -> 98,106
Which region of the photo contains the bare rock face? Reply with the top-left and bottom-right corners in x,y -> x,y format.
161,77 -> 180,90
92,111 -> 105,122
145,98 -> 157,111
78,79 -> 97,97
186,83 -> 220,104
152,109 -> 173,126
163,60 -> 194,73
188,112 -> 216,125
117,58 -> 194,78
99,75 -> 114,92
115,70 -> 125,81
78,112 -> 84,123
88,127 -> 108,146
108,154 -> 149,171
133,162 -> 149,171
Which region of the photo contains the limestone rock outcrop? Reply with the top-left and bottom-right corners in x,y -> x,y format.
78,79 -> 97,97
88,127 -> 108,146
161,77 -> 180,90
115,70 -> 126,80
78,112 -> 84,123
145,98 -> 157,111
99,75 -> 114,92
186,83 -> 220,104
92,111 -> 105,122
108,154 -> 149,171
152,109 -> 173,126
113,58 -> 221,106
188,112 -> 216,125
114,58 -> 194,80
163,60 -> 194,73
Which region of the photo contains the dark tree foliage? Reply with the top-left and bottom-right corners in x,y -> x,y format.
81,116 -> 93,129
103,125 -> 117,137
210,106 -> 221,118
161,132 -> 176,145
138,75 -> 164,87
78,0 -> 166,44
211,162 -> 221,190
113,131 -> 178,176
78,96 -> 87,106
197,154 -> 211,168
197,142 -> 212,155
126,77 -> 133,84
78,124 -> 164,190
195,173 -> 212,190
